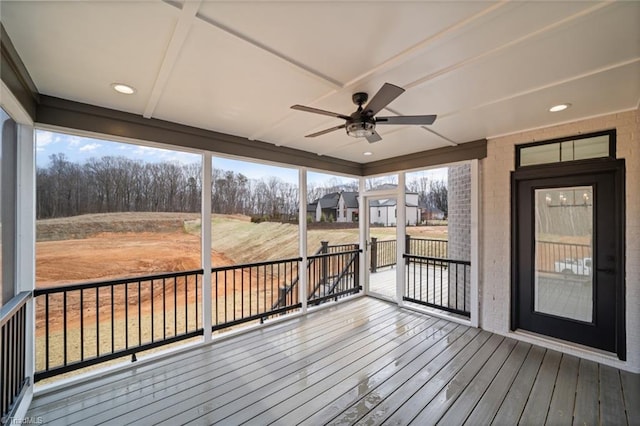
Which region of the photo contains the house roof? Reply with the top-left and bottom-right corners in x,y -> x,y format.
341,192 -> 359,209
317,192 -> 340,209
3,2 -> 637,165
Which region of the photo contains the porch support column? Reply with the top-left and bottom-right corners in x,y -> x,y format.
470,159 -> 479,327
201,153 -> 212,341
358,177 -> 366,295
299,168 -> 308,313
16,117 -> 35,418
396,172 -> 406,305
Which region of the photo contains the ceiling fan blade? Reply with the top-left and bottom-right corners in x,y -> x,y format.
291,105 -> 351,120
363,83 -> 405,115
366,131 -> 382,143
306,124 -> 346,138
376,115 -> 437,126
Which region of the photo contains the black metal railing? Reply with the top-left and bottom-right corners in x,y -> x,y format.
536,240 -> 591,274
370,238 -> 396,272
403,254 -> 471,317
212,257 -> 302,332
33,270 -> 204,381
323,242 -> 359,254
408,237 -> 448,259
273,242 -> 360,310
370,236 -> 448,272
307,249 -> 361,306
1,291 -> 30,422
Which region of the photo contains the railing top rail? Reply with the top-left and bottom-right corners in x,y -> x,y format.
34,269 -> 205,295
326,243 -> 358,248
403,253 -> 471,266
308,249 -> 362,260
212,256 -> 303,272
408,237 -> 448,242
0,291 -> 31,327
536,239 -> 591,248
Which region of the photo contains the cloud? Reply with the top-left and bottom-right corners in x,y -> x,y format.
67,136 -> 84,147
79,143 -> 102,152
36,130 -> 53,147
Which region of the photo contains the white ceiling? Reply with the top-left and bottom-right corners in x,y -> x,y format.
2,1 -> 639,163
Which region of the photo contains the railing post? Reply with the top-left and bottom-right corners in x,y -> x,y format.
355,248 -> 360,291
370,237 -> 378,273
321,241 -> 329,287
404,234 -> 411,265
321,241 -> 329,254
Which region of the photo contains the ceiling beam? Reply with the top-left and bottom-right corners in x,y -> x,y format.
248,2 -> 509,144
404,1 -> 614,91
144,0 -> 202,119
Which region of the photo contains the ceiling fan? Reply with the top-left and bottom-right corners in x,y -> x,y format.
291,83 -> 436,143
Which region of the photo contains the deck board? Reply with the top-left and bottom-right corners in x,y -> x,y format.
463,340 -> 531,424
620,369 -> 640,424
25,297 -> 638,425
573,359 -> 599,426
39,300 -> 386,424
547,354 -> 580,425
600,365 -> 626,425
519,349 -> 562,424
434,337 -> 517,425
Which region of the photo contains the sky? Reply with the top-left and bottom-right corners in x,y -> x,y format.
36,129 -> 446,186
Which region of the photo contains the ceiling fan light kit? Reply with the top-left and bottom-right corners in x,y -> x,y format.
346,121 -> 375,138
291,82 -> 437,144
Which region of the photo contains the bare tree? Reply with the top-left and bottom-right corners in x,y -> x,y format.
427,180 -> 448,217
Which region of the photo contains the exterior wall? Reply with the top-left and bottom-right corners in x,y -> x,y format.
448,164 -> 471,313
481,109 -> 640,372
448,164 -> 471,262
346,208 -> 358,222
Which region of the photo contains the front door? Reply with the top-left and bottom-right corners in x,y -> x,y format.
512,160 -> 625,359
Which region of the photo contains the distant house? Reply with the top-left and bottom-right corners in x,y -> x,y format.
337,191 -> 359,222
420,202 -> 446,221
369,194 -> 420,226
309,187 -> 420,225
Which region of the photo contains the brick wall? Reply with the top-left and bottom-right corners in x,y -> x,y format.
481,108 -> 640,372
448,164 -> 471,312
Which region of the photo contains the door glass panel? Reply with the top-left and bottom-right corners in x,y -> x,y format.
367,197 -> 396,300
534,186 -> 593,322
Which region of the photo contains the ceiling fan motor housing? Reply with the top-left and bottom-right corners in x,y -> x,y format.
352,92 -> 369,107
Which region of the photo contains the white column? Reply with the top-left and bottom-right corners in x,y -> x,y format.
201,153 -> 212,341
470,159 -> 480,327
298,168 -> 308,313
358,178 -> 367,295
396,173 -> 406,305
5,80 -> 37,417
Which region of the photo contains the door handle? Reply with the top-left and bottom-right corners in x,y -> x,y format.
596,268 -> 615,274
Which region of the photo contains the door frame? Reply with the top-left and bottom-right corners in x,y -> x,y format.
511,159 -> 626,359
362,193 -> 400,302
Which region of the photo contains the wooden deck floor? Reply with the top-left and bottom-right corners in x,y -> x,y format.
28,297 -> 639,425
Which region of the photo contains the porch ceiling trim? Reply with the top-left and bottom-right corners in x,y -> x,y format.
36,95 -> 488,176
36,95 -> 363,176
0,23 -> 39,120
362,139 -> 487,176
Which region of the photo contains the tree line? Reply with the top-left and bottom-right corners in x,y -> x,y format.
36,154 -> 299,220
36,154 -> 447,220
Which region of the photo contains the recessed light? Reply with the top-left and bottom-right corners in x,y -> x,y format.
549,103 -> 570,112
363,151 -> 373,156
111,83 -> 136,95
